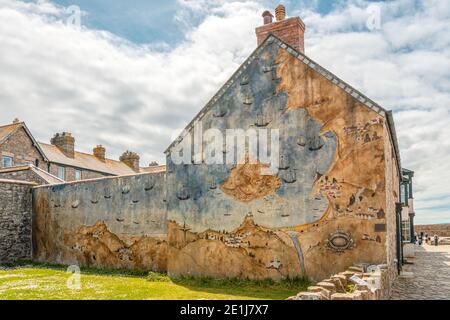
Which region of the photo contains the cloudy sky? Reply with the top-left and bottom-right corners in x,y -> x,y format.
0,0 -> 449,224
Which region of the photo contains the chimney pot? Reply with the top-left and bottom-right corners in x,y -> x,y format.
275,4 -> 286,21
13,118 -> 20,124
262,11 -> 274,25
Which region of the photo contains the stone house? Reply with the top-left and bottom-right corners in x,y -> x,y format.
0,120 -> 165,182
0,120 -> 48,171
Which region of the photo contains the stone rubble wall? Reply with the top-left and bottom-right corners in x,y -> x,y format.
287,264 -> 394,300
0,179 -> 35,263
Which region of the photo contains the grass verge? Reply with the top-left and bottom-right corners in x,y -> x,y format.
0,261 -> 311,300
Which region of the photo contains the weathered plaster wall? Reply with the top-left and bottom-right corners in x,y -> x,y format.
0,179 -> 34,263
0,169 -> 47,185
165,41 -> 394,281
32,173 -> 168,270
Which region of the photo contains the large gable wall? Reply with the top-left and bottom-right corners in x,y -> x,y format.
165,40 -> 399,280
0,127 -> 47,171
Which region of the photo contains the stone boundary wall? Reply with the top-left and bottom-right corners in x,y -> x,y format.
0,179 -> 35,263
416,224 -> 450,237
287,264 -> 393,300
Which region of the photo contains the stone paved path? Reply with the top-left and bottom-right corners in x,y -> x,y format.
390,244 -> 450,300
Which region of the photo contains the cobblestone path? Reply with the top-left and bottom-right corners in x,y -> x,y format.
390,244 -> 450,300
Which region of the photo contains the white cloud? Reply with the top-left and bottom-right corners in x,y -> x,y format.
0,0 -> 264,164
0,0 -> 449,223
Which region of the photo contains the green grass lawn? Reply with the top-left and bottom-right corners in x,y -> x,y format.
0,262 -> 310,300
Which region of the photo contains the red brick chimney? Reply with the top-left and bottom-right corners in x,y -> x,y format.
255,4 -> 306,53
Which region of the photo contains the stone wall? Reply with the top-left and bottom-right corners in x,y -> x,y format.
0,179 -> 35,263
32,172 -> 167,270
0,127 -> 47,171
288,264 -> 392,300
416,224 -> 450,237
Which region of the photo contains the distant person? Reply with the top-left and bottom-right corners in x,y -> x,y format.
434,235 -> 439,246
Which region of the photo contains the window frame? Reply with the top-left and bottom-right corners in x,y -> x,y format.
57,166 -> 66,180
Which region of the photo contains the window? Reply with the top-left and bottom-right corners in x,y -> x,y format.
57,166 -> 65,180
75,169 -> 82,181
2,156 -> 13,168
26,160 -> 34,166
